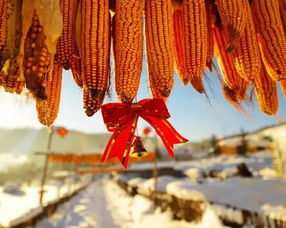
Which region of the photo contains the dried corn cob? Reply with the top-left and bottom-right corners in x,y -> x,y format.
36,61 -> 63,126
0,0 -> 7,56
215,0 -> 247,52
0,0 -> 22,76
279,0 -> 286,33
254,66 -> 278,115
114,0 -> 143,102
233,0 -> 261,81
145,0 -> 174,98
4,77 -> 24,94
206,0 -> 215,71
81,0 -> 110,115
56,0 -> 82,87
252,0 -> 286,81
172,0 -> 188,85
280,80 -> 286,96
213,22 -> 249,102
23,12 -> 52,100
0,67 -> 24,94
183,0 -> 207,93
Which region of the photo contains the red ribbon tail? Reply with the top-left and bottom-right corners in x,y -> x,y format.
101,117 -> 138,168
143,116 -> 189,157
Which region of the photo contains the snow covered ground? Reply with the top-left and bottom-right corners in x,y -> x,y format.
0,182 -> 85,227
166,177 -> 286,212
36,178 -> 226,228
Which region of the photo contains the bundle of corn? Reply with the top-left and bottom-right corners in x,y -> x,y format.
113,0 -> 143,103
81,0 -> 110,116
1,0 -> 286,128
145,0 -> 174,99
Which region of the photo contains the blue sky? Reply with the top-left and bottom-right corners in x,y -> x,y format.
0,65 -> 285,141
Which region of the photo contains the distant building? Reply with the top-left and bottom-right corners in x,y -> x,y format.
217,123 -> 286,156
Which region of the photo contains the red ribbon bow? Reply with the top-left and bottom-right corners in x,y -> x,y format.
100,99 -> 188,168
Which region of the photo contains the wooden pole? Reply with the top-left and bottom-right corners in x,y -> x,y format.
39,127 -> 54,205
153,135 -> 158,204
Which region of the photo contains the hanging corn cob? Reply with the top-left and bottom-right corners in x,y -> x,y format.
279,0 -> 286,34
206,0 -> 215,71
23,12 -> 52,100
183,0 -> 207,94
254,66 -> 278,115
145,0 -> 174,98
252,0 -> 286,81
56,0 -> 82,87
213,16 -> 249,103
172,0 -> 188,85
36,61 -> 62,126
81,0 -> 110,116
0,68 -> 24,94
0,0 -> 7,56
19,0 -> 63,83
233,0 -> 261,82
114,0 -> 143,103
0,0 -> 22,78
215,0 -> 247,52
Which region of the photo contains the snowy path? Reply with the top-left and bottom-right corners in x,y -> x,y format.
36,178 -> 225,228
36,180 -> 120,228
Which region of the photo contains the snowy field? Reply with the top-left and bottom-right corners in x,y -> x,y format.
0,177 -> 91,227
36,179 -> 226,228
